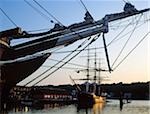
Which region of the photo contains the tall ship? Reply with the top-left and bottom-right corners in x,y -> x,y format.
0,2 -> 149,110
72,47 -> 108,107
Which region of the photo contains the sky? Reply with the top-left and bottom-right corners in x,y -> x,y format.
0,0 -> 149,86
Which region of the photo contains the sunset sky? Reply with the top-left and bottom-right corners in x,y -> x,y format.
0,0 -> 149,86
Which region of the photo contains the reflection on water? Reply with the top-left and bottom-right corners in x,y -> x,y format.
6,100 -> 150,114
93,102 -> 105,114
77,102 -> 105,114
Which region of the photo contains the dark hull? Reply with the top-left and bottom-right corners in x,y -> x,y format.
0,29 -> 57,110
1,53 -> 50,85
77,92 -> 106,108
0,53 -> 50,108
0,43 -> 50,110
77,92 -> 95,108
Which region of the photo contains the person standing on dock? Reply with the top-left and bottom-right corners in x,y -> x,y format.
119,91 -> 123,111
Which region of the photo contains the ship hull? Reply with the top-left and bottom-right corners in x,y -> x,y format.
1,53 -> 50,85
0,53 -> 50,110
77,92 -> 106,108
0,44 -> 50,110
77,92 -> 95,108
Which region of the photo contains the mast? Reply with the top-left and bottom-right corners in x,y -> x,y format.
98,59 -> 101,85
93,48 -> 97,94
98,58 -> 101,96
94,48 -> 97,83
85,46 -> 90,92
102,33 -> 112,72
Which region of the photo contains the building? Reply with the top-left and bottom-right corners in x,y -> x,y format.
30,87 -> 73,103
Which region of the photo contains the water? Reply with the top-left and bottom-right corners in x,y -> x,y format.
6,100 -> 150,114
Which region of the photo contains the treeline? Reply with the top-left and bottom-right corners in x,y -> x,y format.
45,82 -> 149,100
100,82 -> 149,100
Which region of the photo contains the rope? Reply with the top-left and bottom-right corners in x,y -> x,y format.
113,31 -> 150,71
52,46 -> 103,54
24,0 -> 53,23
110,20 -> 149,45
27,0 -> 88,42
111,14 -> 142,68
110,19 -> 150,29
107,15 -> 146,47
24,36 -> 92,86
79,0 -> 88,12
0,7 -> 18,27
32,0 -> 63,26
32,35 -> 99,86
107,18 -> 136,47
42,65 -> 85,70
48,58 -> 95,69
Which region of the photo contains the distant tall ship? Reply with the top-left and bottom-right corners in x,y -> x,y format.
73,47 -> 108,107
0,2 -> 149,110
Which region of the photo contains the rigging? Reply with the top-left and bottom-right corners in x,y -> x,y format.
52,47 -> 104,54
24,0 -> 53,23
32,0 -> 63,26
32,35 -> 99,86
48,58 -> 96,69
24,0 -> 91,46
79,0 -> 88,12
0,7 -> 18,27
42,65 -> 85,70
24,36 -> 93,86
111,14 -> 142,68
78,0 -> 94,22
109,20 -> 149,46
107,18 -> 135,47
113,31 -> 150,70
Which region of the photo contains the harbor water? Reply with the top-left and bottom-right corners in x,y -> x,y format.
6,100 -> 149,114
